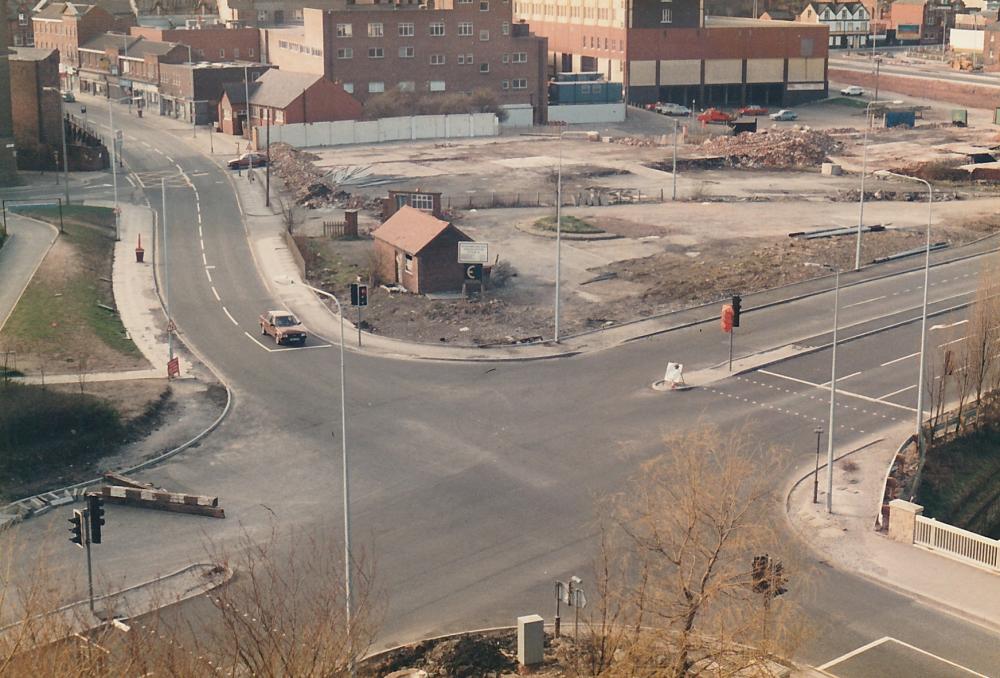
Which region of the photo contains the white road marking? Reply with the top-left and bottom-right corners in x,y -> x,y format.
882,351 -> 919,367
198,226 -> 203,238
211,286 -> 220,301
141,141 -> 152,148
879,384 -> 916,399
202,252 -> 207,265
821,370 -> 861,385
125,175 -> 136,187
843,295 -> 886,309
817,638 -> 892,670
938,337 -> 966,348
165,156 -> 174,163
205,268 -> 212,283
222,306 -> 239,326
819,637 -> 987,676
757,370 -> 917,413
243,331 -> 331,352
154,148 -> 164,155
931,319 -> 968,331
205,265 -> 215,269
200,238 -> 204,250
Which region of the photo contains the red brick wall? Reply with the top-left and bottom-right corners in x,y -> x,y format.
828,67 -> 1000,109
278,78 -> 363,124
130,25 -> 261,62
627,24 -> 829,60
415,227 -> 472,293
10,50 -> 62,169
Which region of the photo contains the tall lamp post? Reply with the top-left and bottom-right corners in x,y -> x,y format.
805,262 -> 841,513
854,99 -> 902,270
554,129 -> 590,343
273,277 -> 352,669
875,170 -> 934,463
42,87 -> 70,205
107,95 -> 132,241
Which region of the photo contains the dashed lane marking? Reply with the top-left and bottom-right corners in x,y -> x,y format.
882,351 -> 919,367
242,331 -> 332,353
211,286 -> 220,301
755,370 -> 915,413
222,306 -> 238,326
843,295 -> 886,309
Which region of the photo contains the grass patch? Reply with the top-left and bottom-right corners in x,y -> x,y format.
918,427 -> 1000,539
295,235 -> 370,290
1,205 -> 140,362
826,96 -> 870,109
533,215 -> 604,234
0,382 -> 125,497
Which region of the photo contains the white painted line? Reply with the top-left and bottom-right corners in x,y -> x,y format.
154,148 -> 164,155
201,252 -> 207,265
882,352 -> 919,367
142,141 -> 152,148
938,337 -> 966,349
198,226 -> 203,238
175,164 -> 184,174
883,638 -> 990,677
931,319 -> 968,331
821,370 -> 861,384
758,370 -> 917,413
843,295 -> 886,309
200,238 -> 204,250
223,306 -> 239,326
165,156 -> 174,163
197,213 -> 202,224
879,384 -> 916,400
205,268 -> 212,283
242,331 -> 330,352
125,175 -> 136,187
205,265 -> 216,269
211,286 -> 220,301
244,331 -> 275,352
816,634 -> 893,669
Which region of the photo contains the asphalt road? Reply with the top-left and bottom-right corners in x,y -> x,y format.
8,97 -> 1000,674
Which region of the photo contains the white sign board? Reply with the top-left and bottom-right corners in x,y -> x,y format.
458,241 -> 489,264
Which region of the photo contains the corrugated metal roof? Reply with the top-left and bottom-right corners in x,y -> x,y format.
372,205 -> 459,255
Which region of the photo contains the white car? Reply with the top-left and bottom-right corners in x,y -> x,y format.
769,109 -> 798,121
840,85 -> 865,96
656,102 -> 691,116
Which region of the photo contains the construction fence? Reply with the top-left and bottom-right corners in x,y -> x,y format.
439,186 -> 664,210
254,112 -> 499,149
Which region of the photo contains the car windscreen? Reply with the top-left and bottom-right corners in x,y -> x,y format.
275,315 -> 299,327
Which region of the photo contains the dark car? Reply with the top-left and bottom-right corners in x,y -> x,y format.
227,152 -> 268,170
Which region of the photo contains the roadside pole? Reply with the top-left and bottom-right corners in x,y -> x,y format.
84,513 -> 96,616
163,178 -> 172,364
729,328 -> 734,372
813,427 -> 823,504
672,119 -> 678,201
265,117 -> 271,207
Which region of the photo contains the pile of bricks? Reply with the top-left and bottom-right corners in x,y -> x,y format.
699,128 -> 843,168
267,143 -> 338,208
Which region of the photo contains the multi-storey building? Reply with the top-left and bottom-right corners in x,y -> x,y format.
159,61 -> 270,123
794,2 -> 870,47
0,0 -> 17,184
515,0 -> 830,108
130,23 -> 261,61
9,47 -> 62,169
264,0 -> 548,123
31,2 -> 133,89
6,0 -> 34,47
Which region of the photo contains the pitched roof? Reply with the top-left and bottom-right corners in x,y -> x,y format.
125,38 -> 182,57
372,205 -> 457,255
80,32 -> 141,52
222,81 -> 250,105
248,69 -> 323,109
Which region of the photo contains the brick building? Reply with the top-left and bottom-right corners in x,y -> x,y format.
372,205 -> 474,294
515,0 -> 831,108
31,3 -> 131,89
118,37 -> 188,107
216,0 -> 330,27
0,0 -> 17,185
889,0 -> 964,43
985,20 -> 1000,67
792,2 -> 870,48
9,47 -> 62,169
159,61 -> 270,123
218,69 -> 362,136
6,0 -> 34,47
77,32 -> 139,95
130,23 -> 260,61
264,1 -> 548,124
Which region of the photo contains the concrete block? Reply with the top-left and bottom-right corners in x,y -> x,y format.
821,162 -> 842,176
517,614 -> 544,667
888,499 -> 923,544
49,494 -> 74,507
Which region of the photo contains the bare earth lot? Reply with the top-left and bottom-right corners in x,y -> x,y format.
277,95 -> 1000,345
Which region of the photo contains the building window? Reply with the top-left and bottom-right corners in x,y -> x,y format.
274,9 -> 284,23
458,54 -> 466,64
429,80 -> 446,91
219,48 -> 225,57
480,29 -> 490,40
337,23 -> 353,37
399,81 -> 416,92
257,9 -> 267,22
458,0 -> 472,3
233,47 -> 240,58
410,194 -> 434,211
480,63 -> 489,72
512,52 -> 527,62
369,47 -> 384,58
501,80 -> 510,89
404,254 -> 414,272
458,21 -> 473,36
661,8 -> 672,22
398,22 -> 414,36
18,12 -> 27,25
429,22 -> 445,36
368,22 -> 383,37
399,46 -> 414,58
249,48 -> 255,57
368,81 -> 385,93
343,82 -> 354,93
338,47 -> 353,58
430,53 -> 445,65
276,109 -> 285,123
512,78 -> 527,89
502,53 -> 509,63
480,0 -> 489,10
502,21 -> 509,35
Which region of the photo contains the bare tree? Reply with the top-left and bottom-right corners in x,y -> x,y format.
277,197 -> 302,235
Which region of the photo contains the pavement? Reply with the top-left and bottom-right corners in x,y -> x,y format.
786,422 -> 1000,639
0,212 -> 58,333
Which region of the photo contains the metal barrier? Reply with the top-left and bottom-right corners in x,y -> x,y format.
914,515 -> 1000,572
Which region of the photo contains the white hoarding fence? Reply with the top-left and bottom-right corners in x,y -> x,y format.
255,112 -> 499,149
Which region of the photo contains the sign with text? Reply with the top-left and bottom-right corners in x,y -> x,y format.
458,241 -> 489,264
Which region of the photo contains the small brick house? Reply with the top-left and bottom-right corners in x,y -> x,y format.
372,205 -> 473,294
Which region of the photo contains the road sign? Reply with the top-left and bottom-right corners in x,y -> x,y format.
465,264 -> 483,281
167,357 -> 180,378
458,241 -> 489,264
115,130 -> 123,141
572,588 -> 587,609
556,580 -> 569,604
166,319 -> 176,333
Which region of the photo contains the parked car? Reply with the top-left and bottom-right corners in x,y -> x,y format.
227,152 -> 268,169
769,109 -> 798,121
840,85 -> 865,96
259,310 -> 307,345
697,108 -> 733,124
738,105 -> 768,117
61,91 -> 75,102
656,102 -> 691,116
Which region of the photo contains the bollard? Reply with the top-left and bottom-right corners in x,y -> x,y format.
517,614 -> 544,668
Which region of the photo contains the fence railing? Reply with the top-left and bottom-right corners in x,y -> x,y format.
914,515 -> 1000,572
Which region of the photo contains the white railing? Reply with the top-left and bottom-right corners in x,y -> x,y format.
914,516 -> 1000,572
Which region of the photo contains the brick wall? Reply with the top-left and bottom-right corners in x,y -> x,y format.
10,49 -> 61,169
131,25 -> 261,62
828,67 -> 1000,109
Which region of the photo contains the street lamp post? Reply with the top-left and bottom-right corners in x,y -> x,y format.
813,427 -> 823,504
107,95 -> 131,241
554,130 -> 589,343
875,170 -> 933,463
855,99 -> 902,270
273,277 -> 352,670
805,262 -> 841,513
42,87 -> 70,205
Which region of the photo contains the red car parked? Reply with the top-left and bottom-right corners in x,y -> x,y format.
738,105 -> 769,117
697,108 -> 733,124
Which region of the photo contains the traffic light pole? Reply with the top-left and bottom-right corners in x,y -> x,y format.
728,329 -> 734,372
84,516 -> 96,616
357,306 -> 362,347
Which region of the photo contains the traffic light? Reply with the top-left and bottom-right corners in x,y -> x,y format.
751,554 -> 769,593
87,494 -> 105,545
68,509 -> 84,548
731,295 -> 742,328
751,554 -> 788,599
350,282 -> 359,306
357,284 -> 368,307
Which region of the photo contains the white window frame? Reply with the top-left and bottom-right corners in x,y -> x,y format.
502,53 -> 509,63
480,0 -> 489,10
429,22 -> 445,36
512,78 -> 527,89
410,193 -> 434,211
368,81 -> 385,93
430,53 -> 446,65
502,21 -> 509,35
501,80 -> 510,89
398,22 -> 414,37
368,47 -> 384,58
336,23 -> 353,38
661,8 -> 672,23
479,62 -> 489,73
429,80 -> 446,91
368,22 -> 383,38
399,46 -> 414,58
480,29 -> 490,41
337,47 -> 353,59
398,81 -> 416,92
343,83 -> 354,93
458,21 -> 473,36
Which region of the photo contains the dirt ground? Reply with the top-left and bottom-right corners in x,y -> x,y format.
280,96 -> 1000,346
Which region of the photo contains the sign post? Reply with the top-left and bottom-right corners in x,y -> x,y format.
350,282 -> 368,347
458,242 -> 489,299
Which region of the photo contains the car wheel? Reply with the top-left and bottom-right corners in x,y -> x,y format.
275,333 -> 281,345
261,324 -> 266,336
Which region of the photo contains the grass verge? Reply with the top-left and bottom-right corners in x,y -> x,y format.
918,426 -> 1000,539
533,215 -> 604,234
826,96 -> 870,109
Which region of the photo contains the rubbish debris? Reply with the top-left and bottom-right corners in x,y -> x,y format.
698,128 -> 843,168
